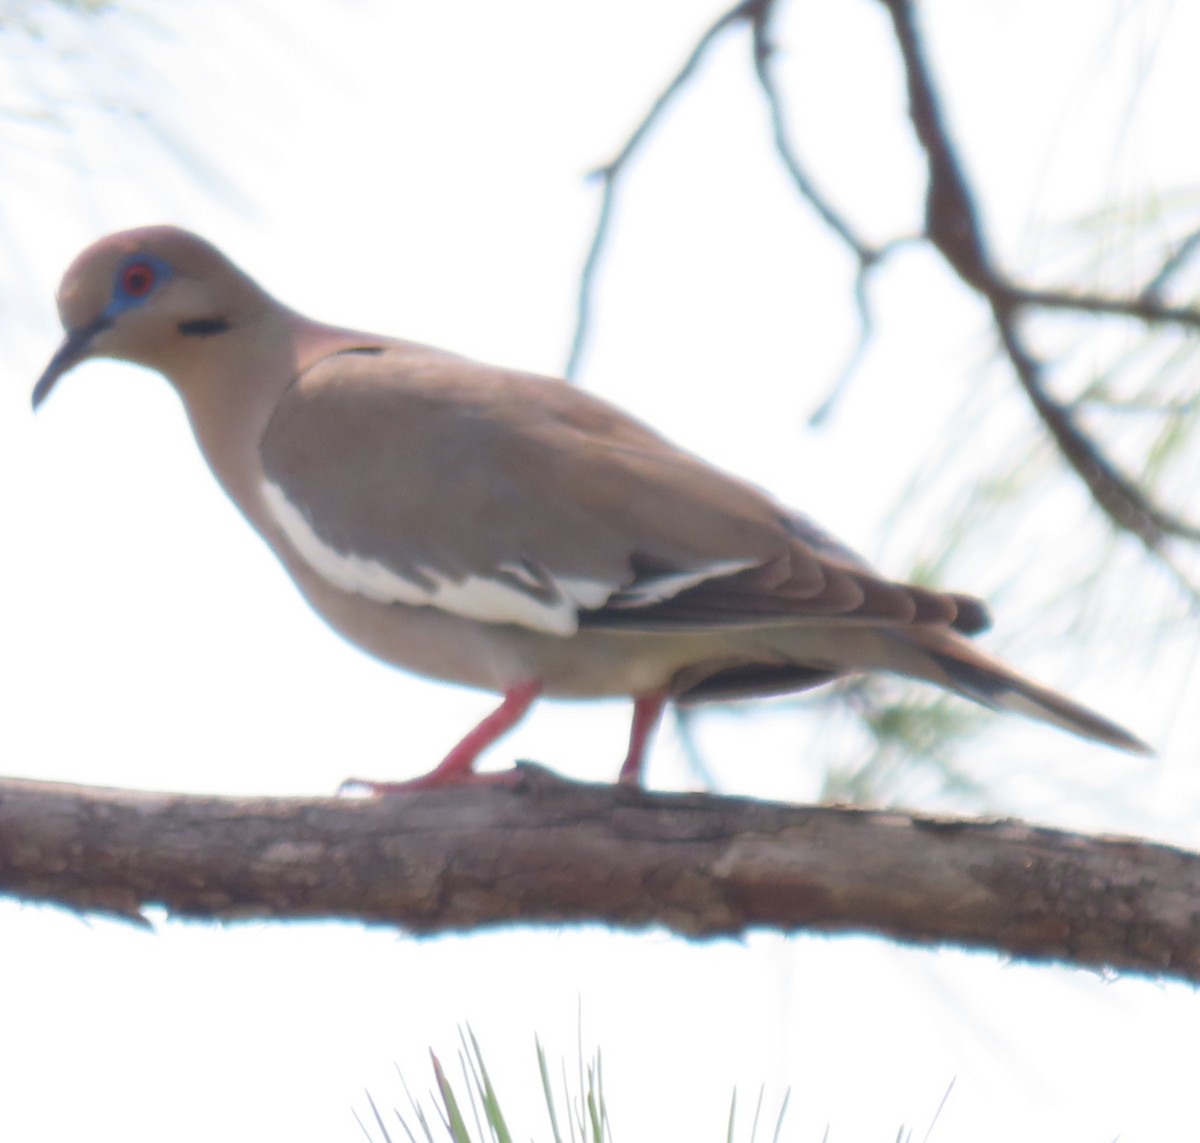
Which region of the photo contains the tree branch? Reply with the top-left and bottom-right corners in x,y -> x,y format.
2,768 -> 1198,983
877,0 -> 1200,554
571,0 -> 1200,557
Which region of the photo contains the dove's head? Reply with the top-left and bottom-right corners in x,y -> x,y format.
32,225 -> 277,409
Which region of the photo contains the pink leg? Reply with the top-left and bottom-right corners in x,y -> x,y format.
618,690 -> 668,786
341,680 -> 543,796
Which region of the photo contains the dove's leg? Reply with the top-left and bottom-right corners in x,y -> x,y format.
342,679 -> 542,794
618,690 -> 668,786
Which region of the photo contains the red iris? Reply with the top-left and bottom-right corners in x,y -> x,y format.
121,262 -> 156,297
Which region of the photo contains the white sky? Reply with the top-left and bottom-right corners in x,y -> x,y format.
2,0 -> 1200,1139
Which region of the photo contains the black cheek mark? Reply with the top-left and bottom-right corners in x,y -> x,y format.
178,318 -> 231,337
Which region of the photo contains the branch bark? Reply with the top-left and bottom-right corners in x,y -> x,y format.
2,767 -> 1198,984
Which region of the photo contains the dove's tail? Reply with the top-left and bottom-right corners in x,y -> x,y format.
885,628 -> 1152,755
677,624 -> 1150,754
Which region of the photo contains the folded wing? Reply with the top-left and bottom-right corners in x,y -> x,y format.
259,343 -> 981,638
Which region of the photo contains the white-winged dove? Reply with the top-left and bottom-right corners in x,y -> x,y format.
32,226 -> 1149,789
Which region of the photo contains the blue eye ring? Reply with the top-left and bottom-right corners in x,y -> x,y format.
108,254 -> 171,313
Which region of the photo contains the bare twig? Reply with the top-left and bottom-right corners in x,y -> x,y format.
1003,282 -> 1200,331
808,237 -> 917,425
568,0 -> 908,418
990,298 -> 1200,548
747,2 -> 874,262
746,1 -> 917,423
565,0 -> 762,379
1141,225 -> 1200,304
875,0 -> 994,288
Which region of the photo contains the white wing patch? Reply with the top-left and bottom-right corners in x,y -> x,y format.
262,480 -> 760,636
262,480 -> 611,636
611,561 -> 757,607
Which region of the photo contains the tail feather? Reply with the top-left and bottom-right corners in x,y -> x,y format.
916,639 -> 1152,755
678,622 -> 1151,754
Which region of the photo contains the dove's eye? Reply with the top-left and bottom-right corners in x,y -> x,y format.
120,262 -> 157,298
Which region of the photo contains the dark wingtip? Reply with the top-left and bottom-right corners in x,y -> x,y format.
949,594 -> 992,636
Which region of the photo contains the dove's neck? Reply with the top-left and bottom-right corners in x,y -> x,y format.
173,312 -> 370,535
